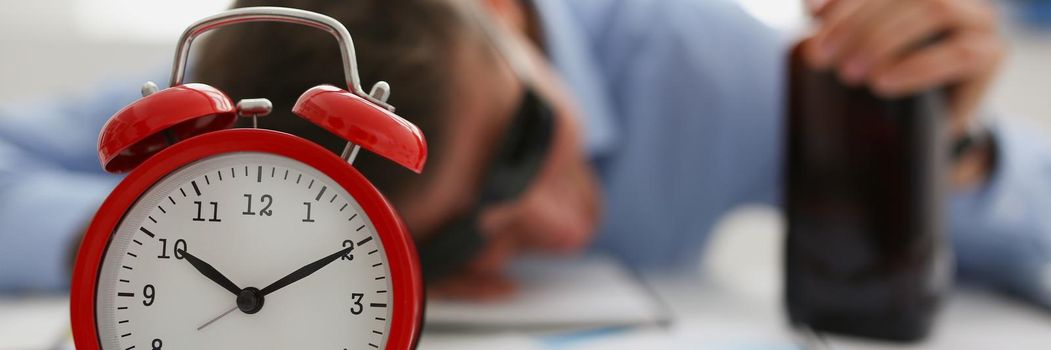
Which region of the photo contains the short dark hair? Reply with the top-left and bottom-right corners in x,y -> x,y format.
193,0 -> 469,205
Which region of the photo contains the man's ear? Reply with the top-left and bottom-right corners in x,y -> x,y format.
480,0 -> 529,35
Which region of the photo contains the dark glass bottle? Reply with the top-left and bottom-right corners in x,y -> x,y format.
784,42 -> 951,342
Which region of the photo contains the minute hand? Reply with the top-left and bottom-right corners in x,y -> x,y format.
259,246 -> 354,296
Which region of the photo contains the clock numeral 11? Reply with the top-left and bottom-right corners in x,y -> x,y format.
192,201 -> 221,222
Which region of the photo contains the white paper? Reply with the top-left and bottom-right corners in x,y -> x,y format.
425,255 -> 667,331
0,296 -> 70,350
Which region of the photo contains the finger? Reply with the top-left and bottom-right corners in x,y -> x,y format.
465,233 -> 516,274
811,0 -> 859,19
873,32 -> 1001,100
807,0 -> 889,68
840,1 -> 945,84
806,0 -> 834,14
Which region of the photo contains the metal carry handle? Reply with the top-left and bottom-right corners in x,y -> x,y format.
168,6 -> 391,108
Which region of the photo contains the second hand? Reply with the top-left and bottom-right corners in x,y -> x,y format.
197,306 -> 238,331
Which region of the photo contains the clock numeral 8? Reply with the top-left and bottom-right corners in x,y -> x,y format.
143,284 -> 155,306
243,193 -> 274,216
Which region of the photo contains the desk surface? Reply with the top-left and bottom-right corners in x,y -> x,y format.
2,276 -> 1049,349
4,210 -> 1050,349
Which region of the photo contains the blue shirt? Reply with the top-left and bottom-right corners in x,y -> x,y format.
2,0 -> 1050,309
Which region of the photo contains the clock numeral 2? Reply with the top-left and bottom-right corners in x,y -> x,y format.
193,201 -> 221,222
341,240 -> 355,261
158,238 -> 187,260
242,194 -> 274,216
302,202 -> 315,222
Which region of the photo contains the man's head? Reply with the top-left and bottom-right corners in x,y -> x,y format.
194,0 -> 601,284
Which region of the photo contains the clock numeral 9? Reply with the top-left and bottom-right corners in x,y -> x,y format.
192,201 -> 221,222
157,238 -> 187,260
350,293 -> 364,315
143,284 -> 155,306
243,193 -> 274,216
341,240 -> 354,261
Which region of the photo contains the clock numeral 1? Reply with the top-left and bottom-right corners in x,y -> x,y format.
302,202 -> 315,222
157,238 -> 187,260
242,194 -> 274,216
350,292 -> 364,315
193,201 -> 221,222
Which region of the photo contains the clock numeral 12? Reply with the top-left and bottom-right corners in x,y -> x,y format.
242,193 -> 274,216
192,201 -> 221,222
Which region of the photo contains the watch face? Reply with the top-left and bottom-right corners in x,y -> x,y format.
94,152 -> 393,349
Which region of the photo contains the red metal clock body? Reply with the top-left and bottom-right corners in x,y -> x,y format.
70,7 -> 425,350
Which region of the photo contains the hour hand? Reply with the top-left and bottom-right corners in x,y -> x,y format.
179,249 -> 242,295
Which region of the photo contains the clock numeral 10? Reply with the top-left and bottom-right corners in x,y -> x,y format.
192,201 -> 221,222
242,193 -> 274,216
157,238 -> 187,260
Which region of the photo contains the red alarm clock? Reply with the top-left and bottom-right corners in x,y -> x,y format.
70,7 -> 425,350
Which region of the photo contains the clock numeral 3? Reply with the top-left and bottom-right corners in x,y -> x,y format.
157,238 -> 187,260
350,292 -> 364,315
242,193 -> 274,216
192,201 -> 221,222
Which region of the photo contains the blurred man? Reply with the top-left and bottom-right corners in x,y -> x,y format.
3,0 -> 1049,310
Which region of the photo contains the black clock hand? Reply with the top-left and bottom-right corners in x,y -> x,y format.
178,249 -> 242,295
259,245 -> 353,296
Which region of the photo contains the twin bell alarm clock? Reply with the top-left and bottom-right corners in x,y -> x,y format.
70,7 -> 425,350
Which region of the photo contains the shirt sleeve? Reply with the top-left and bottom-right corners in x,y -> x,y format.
950,122 -> 1051,307
0,84 -> 137,292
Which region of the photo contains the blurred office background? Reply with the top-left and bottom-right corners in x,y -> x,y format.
0,0 -> 1048,130
1,0 -> 1050,319
0,0 -> 1049,348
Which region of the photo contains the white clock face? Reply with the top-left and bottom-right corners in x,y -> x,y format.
95,152 -> 393,349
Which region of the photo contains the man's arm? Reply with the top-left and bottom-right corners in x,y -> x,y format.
950,123 -> 1051,307
0,85 -> 137,292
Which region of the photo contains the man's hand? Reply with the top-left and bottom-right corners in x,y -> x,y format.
803,0 -> 1005,136
803,0 -> 1004,186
